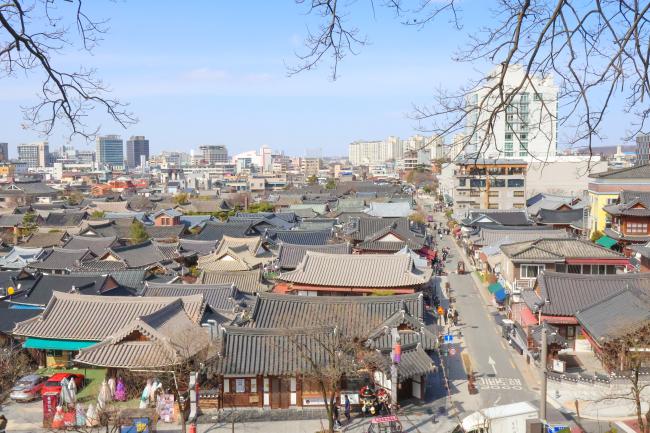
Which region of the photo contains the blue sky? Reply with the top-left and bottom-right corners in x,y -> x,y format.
0,1 -> 632,157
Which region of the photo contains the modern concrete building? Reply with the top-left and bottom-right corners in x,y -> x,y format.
0,142 -> 8,162
526,156 -> 608,197
636,133 -> 650,166
199,145 -> 228,165
348,135 -> 440,166
17,141 -> 49,168
300,157 -> 321,177
126,135 -> 150,168
96,135 -> 124,168
453,158 -> 527,211
466,64 -> 558,160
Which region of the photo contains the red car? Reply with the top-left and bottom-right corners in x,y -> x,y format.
41,372 -> 85,395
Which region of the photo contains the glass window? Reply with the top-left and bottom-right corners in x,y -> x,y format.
513,191 -> 525,197
470,179 -> 486,188
521,264 -> 544,278
568,264 -> 581,273
250,378 -> 257,393
555,264 -> 566,273
489,191 -> 499,197
627,223 -> 648,234
492,179 -> 506,187
534,93 -> 541,101
505,133 -> 513,140
507,179 -> 524,187
459,178 -> 466,187
567,326 -> 576,338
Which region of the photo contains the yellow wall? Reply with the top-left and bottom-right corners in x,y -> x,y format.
0,165 -> 16,177
588,191 -> 618,237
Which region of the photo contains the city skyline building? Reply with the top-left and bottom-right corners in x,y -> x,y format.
126,135 -> 150,168
636,133 -> 650,166
466,64 -> 558,160
96,135 -> 124,168
17,141 -> 49,168
199,145 -> 228,165
0,142 -> 8,162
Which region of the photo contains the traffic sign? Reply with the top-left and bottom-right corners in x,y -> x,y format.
547,425 -> 568,433
443,334 -> 453,343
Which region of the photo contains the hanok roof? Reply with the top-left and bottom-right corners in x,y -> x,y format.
82,240 -> 177,270
68,269 -> 152,293
526,271 -> 650,316
288,203 -> 328,215
364,202 -> 413,218
576,286 -> 650,343
0,214 -> 26,227
526,193 -> 581,216
145,225 -> 185,241
471,227 -> 570,247
603,191 -> 650,217
75,300 -> 210,369
245,292 -> 426,332
229,214 -> 296,230
179,239 -> 217,256
464,210 -> 531,227
152,208 -> 183,219
21,231 -> 66,248
276,242 -> 352,270
142,282 -> 252,314
500,239 -> 625,263
199,269 -> 272,294
88,201 -> 131,213
197,236 -> 272,271
180,215 -> 215,230
42,212 -> 86,227
356,220 -> 427,252
590,163 -> 650,179
536,208 -> 585,226
277,252 -> 431,288
183,200 -> 230,214
265,228 -> 333,246
62,235 -> 118,255
13,291 -> 205,340
30,248 -> 93,271
214,327 -> 335,376
0,181 -> 58,195
0,247 -> 46,269
295,219 -> 337,231
191,222 -> 260,242
347,217 -> 425,242
78,219 -> 134,239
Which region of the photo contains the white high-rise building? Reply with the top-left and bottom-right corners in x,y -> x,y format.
466,64 -> 558,160
349,135 -> 440,166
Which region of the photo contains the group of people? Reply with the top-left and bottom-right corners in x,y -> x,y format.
435,304 -> 459,327
332,395 -> 352,429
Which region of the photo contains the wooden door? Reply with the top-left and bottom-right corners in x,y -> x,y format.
270,378 -> 280,409
279,379 -> 291,408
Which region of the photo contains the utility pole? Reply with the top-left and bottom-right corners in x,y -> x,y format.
540,326 -> 548,423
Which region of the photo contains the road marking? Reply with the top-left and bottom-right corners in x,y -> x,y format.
477,376 -> 523,391
493,396 -> 502,405
488,356 -> 498,375
500,340 -> 506,350
509,359 -> 516,369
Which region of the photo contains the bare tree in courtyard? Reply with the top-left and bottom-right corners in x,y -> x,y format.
0,0 -> 134,138
291,1 -> 650,161
599,321 -> 650,433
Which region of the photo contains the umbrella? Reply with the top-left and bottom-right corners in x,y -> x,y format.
59,377 -> 73,405
97,379 -> 111,411
67,376 -> 77,404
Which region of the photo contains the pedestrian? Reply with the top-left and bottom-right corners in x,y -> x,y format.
447,307 -> 454,325
0,415 -> 7,433
453,309 -> 459,326
333,403 -> 341,429
344,395 -> 351,424
442,308 -> 448,325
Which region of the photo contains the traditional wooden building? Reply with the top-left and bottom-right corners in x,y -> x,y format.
274,252 -> 432,296
602,191 -> 650,254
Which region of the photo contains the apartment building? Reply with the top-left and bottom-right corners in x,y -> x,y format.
453,158 -> 527,210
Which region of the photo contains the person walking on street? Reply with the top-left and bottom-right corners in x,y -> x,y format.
333,403 -> 341,429
0,415 -> 7,433
344,395 -> 351,424
453,309 -> 459,326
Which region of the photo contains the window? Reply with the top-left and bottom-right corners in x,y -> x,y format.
566,326 -> 576,338
513,203 -> 525,208
505,133 -> 513,140
508,179 -> 525,187
488,191 -> 499,197
521,264 -> 544,279
555,264 -> 566,273
470,179 -> 486,188
488,203 -> 499,209
513,191 -> 525,197
568,264 -> 581,273
627,222 -> 648,234
235,379 -> 246,393
470,191 -> 481,197
520,93 -> 529,102
458,178 -> 466,187
492,179 -> 506,187
250,378 -> 257,393
534,92 -> 542,101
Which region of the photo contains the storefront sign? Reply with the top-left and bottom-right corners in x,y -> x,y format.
552,359 -> 566,373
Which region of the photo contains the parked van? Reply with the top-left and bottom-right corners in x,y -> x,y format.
452,402 -> 538,433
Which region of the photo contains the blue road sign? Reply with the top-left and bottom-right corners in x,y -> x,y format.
443,334 -> 453,343
547,425 -> 568,433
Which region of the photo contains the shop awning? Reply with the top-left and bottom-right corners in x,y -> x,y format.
488,282 -> 504,294
595,235 -> 617,249
23,337 -> 97,351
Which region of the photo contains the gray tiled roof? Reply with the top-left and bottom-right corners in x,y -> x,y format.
179,239 -> 217,256
603,191 -> 650,217
590,164 -> 650,179
43,212 -> 86,227
30,248 -> 93,271
536,208 -> 585,225
276,242 -> 352,270
75,299 -> 209,369
277,252 -> 431,288
465,210 -> 531,226
62,235 -> 118,255
364,202 -> 412,218
576,287 -> 650,342
13,291 -> 205,340
103,240 -> 177,268
144,225 -> 185,240
348,217 -> 426,242
141,282 -> 252,314
191,222 -> 259,242
0,247 -> 45,269
21,232 -> 66,248
68,269 -> 150,292
500,239 -> 625,262
471,227 -> 570,247
0,181 -> 57,195
0,214 -> 26,227
265,229 -> 333,246
199,269 -> 272,294
246,292 -> 426,334
529,271 -> 650,316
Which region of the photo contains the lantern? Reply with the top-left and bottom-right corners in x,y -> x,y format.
392,342 -> 401,364
7,286 -> 14,296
